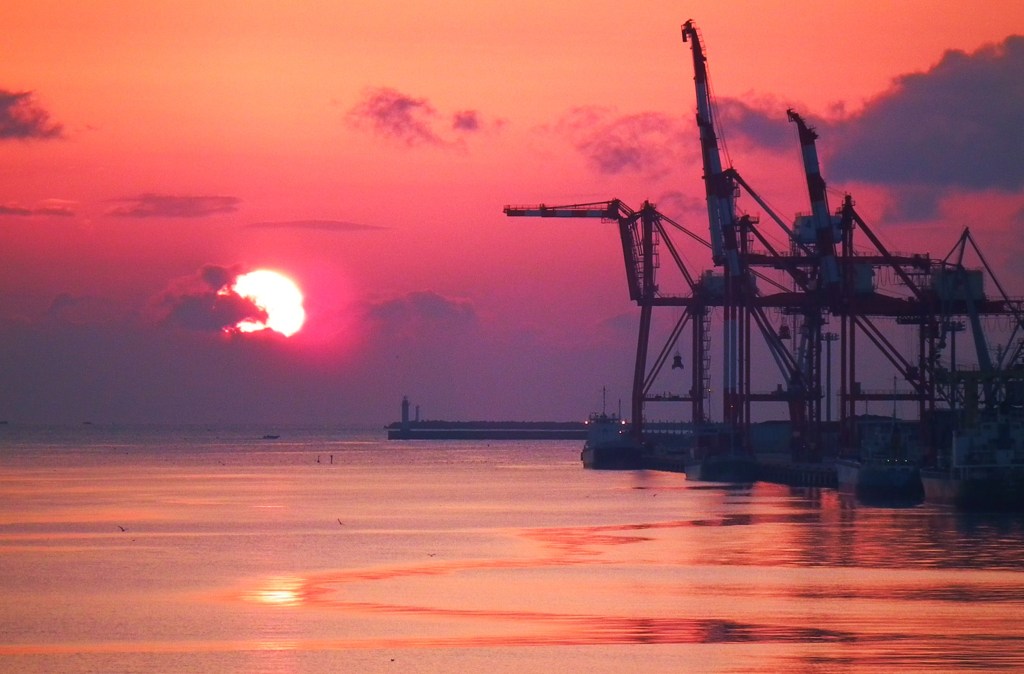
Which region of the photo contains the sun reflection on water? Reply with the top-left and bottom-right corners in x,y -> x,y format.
245,576 -> 307,607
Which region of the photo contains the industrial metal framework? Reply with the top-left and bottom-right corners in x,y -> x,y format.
505,21 -> 1024,463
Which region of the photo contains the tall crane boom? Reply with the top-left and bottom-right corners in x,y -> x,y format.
681,20 -> 735,269
503,200 -> 647,302
504,199 -> 697,435
682,20 -> 747,433
787,109 -> 839,289
503,203 -> 622,220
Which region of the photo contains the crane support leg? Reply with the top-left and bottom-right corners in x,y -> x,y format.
632,303 -> 652,440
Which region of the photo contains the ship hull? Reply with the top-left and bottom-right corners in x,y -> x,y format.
921,467 -> 1024,511
836,458 -> 923,503
684,455 -> 757,483
581,444 -> 644,470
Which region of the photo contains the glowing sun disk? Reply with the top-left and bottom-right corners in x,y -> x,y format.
230,270 -> 306,337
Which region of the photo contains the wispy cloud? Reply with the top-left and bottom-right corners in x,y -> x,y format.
653,190 -> 705,216
108,194 -> 240,218
715,98 -> 793,152
557,107 -> 689,175
246,219 -> 385,232
348,87 -> 442,146
347,87 -> 498,148
0,200 -> 75,217
0,90 -> 62,140
452,110 -> 481,131
364,290 -> 477,327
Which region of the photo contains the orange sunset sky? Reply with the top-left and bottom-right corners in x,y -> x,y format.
2,1 -> 1023,425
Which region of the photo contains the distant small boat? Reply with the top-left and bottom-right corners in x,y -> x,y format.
261,434 -> 280,440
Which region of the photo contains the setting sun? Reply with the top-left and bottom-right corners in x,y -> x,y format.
229,270 -> 306,337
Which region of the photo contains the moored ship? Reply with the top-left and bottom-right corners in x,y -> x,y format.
836,418 -> 923,504
581,411 -> 643,470
836,457 -> 923,504
921,414 -> 1024,510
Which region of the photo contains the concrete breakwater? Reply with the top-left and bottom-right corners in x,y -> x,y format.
387,420 -> 587,440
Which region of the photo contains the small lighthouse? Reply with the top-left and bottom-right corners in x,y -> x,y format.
401,396 -> 411,431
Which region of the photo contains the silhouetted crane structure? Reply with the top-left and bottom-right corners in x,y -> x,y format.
506,20 -> 1024,464
502,200 -> 715,439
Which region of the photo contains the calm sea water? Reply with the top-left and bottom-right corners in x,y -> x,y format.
1,426 -> 1023,673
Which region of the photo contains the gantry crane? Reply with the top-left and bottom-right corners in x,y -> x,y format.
682,20 -> 816,455
503,200 -> 714,440
505,20 -> 1024,466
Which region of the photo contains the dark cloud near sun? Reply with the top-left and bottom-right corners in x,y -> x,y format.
163,293 -> 263,333
0,90 -> 62,140
246,219 -> 385,232
707,35 -> 1024,201
197,264 -> 236,291
107,193 -> 240,218
152,264 -> 265,332
556,107 -> 690,175
347,87 -> 497,148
